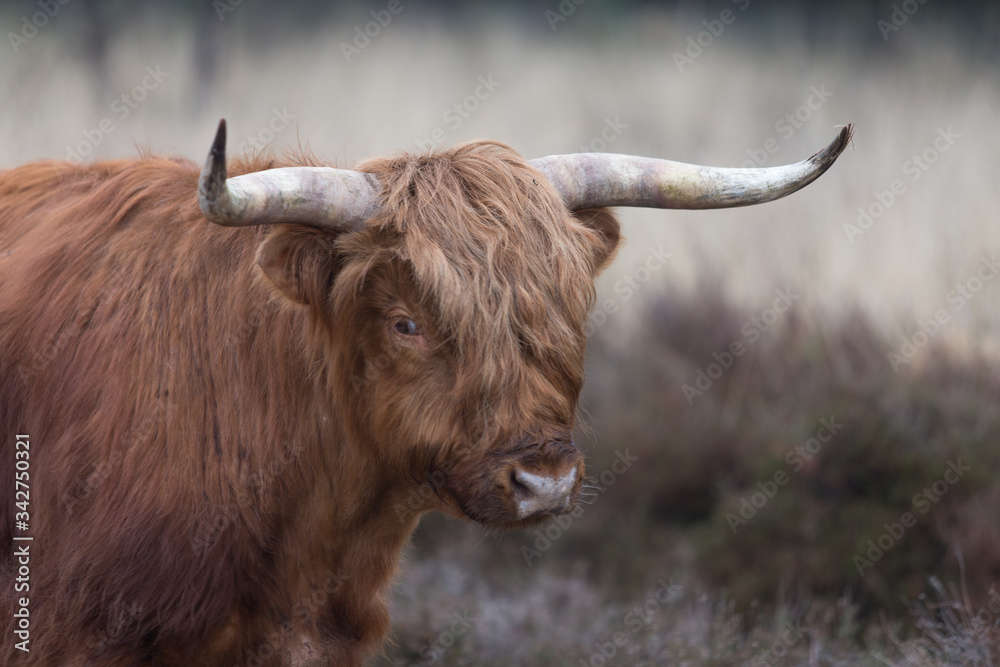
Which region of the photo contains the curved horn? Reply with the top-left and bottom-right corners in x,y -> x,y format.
198,119 -> 381,231
530,124 -> 853,211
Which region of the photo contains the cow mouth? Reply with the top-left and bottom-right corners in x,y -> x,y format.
442,463 -> 584,529
454,493 -> 581,529
424,433 -> 584,528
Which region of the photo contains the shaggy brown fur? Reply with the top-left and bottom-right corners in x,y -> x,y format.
0,140 -> 620,665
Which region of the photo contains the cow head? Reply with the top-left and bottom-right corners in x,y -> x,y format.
198,120 -> 851,529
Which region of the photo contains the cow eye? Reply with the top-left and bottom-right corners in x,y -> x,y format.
392,317 -> 421,337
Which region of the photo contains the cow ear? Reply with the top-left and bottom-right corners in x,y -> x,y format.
256,226 -> 341,307
571,208 -> 622,275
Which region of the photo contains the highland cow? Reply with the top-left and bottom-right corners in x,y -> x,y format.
0,120 -> 851,665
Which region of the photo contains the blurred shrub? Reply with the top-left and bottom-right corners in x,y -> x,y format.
580,278 -> 1000,618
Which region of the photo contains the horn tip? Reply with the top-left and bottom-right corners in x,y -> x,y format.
208,119 -> 227,175
211,119 -> 227,159
811,123 -> 854,169
834,122 -> 854,153
199,119 -> 230,221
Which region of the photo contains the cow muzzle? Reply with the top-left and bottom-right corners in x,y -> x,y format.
510,465 -> 578,518
441,434 -> 584,526
503,439 -> 583,520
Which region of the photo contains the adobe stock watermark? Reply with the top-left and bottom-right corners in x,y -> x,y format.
212,0 -> 243,21
61,393 -> 175,517
16,264 -> 164,383
853,459 -> 970,576
578,578 -> 682,667
878,0 -> 929,41
236,568 -> 350,667
727,416 -> 843,534
545,0 -> 586,31
888,255 -> 999,372
17,304 -> 92,383
232,107 -> 296,154
672,0 -> 751,73
741,85 -> 834,168
340,0 -> 414,63
404,610 -> 475,666
189,440 -> 306,555
749,621 -> 809,666
414,75 -> 502,152
682,288 -> 799,405
843,126 -> 959,245
585,245 -> 672,336
392,460 -> 456,524
350,333 -> 412,392
521,449 -> 638,567
65,65 -> 170,163
7,0 -> 71,54
63,599 -> 145,667
969,587 -> 1000,633
219,298 -> 283,358
577,117 -> 628,153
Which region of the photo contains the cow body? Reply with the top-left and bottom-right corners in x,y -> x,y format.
0,125 -> 848,664
0,157 -> 369,664
0,144 -> 612,665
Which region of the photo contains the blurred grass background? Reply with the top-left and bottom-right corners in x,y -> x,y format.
3,1 -> 999,664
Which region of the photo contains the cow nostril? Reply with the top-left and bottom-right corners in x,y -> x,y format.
510,469 -> 531,495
